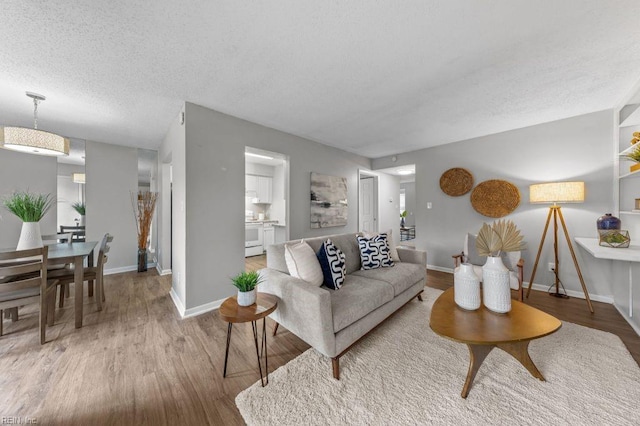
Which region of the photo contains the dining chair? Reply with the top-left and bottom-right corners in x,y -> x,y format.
59,226 -> 86,242
48,233 -> 113,313
0,246 -> 58,344
42,232 -> 75,307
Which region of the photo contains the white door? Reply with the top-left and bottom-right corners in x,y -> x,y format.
359,177 -> 376,233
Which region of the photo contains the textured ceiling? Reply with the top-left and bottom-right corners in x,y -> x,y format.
2,1 -> 640,158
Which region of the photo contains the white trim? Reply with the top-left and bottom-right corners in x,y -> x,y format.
524,282 -> 613,304
170,288 -> 186,317
182,298 -> 226,319
156,264 -> 172,276
104,265 -> 138,275
427,264 -> 453,273
169,288 -> 226,319
614,303 -> 640,336
425,265 -> 614,304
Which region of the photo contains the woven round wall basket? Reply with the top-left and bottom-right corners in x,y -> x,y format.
470,179 -> 520,218
439,168 -> 474,196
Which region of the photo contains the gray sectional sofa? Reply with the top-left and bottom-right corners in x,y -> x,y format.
261,232 -> 427,379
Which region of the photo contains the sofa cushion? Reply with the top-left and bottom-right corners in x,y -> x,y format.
284,241 -> 323,286
316,239 -> 346,289
357,234 -> 394,270
328,275 -> 394,333
364,229 -> 400,262
352,262 -> 425,296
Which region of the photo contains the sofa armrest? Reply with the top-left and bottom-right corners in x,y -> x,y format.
259,268 -> 336,357
397,247 -> 427,265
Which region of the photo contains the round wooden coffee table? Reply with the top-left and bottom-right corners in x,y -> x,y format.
219,293 -> 278,387
430,288 -> 561,398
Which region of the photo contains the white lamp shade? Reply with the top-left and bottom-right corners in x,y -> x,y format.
0,126 -> 69,156
529,181 -> 585,204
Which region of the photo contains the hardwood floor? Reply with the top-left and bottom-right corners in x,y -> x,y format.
0,258 -> 638,425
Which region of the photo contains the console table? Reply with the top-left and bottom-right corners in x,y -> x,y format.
575,237 -> 640,333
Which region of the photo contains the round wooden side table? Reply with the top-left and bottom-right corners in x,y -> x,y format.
219,293 -> 278,387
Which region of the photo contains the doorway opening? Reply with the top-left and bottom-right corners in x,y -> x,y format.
374,164 -> 416,243
358,171 -> 379,234
244,147 -> 290,271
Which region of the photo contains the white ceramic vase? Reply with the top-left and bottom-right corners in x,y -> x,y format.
237,288 -> 257,307
482,256 -> 511,313
454,263 -> 481,310
80,215 -> 86,226
17,221 -> 43,251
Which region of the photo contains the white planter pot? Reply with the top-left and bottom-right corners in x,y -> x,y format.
80,215 -> 86,226
454,263 -> 481,310
482,256 -> 511,313
237,289 -> 257,307
17,221 -> 43,251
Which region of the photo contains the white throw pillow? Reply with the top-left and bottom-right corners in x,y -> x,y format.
364,229 -> 400,262
284,241 -> 324,287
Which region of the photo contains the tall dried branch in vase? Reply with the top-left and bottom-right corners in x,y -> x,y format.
131,191 -> 158,251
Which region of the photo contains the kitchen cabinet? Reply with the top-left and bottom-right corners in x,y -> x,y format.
263,224 -> 275,250
254,176 -> 272,204
245,174 -> 272,203
245,175 -> 258,197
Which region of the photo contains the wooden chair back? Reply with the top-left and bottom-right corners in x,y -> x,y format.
59,226 -> 86,242
0,246 -> 50,344
42,233 -> 73,245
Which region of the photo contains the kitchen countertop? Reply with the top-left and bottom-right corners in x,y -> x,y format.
245,220 -> 281,224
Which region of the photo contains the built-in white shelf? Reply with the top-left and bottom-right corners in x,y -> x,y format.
620,210 -> 640,215
619,143 -> 640,156
619,169 -> 640,179
620,103 -> 640,127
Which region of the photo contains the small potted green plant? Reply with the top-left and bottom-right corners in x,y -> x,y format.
2,191 -> 54,250
231,271 -> 263,306
400,210 -> 407,228
71,202 -> 86,226
625,145 -> 640,173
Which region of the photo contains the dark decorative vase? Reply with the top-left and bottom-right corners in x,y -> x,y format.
137,249 -> 148,272
400,217 -> 406,228
597,213 -> 621,230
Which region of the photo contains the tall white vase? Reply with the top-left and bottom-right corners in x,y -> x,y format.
80,215 -> 86,226
454,263 -> 481,310
17,221 -> 43,250
482,256 -> 511,313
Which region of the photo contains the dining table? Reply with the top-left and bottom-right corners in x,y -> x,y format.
47,241 -> 98,328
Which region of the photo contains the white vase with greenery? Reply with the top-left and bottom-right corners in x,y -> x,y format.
72,202 -> 86,226
476,220 -> 524,313
232,271 -> 263,306
2,191 -> 54,250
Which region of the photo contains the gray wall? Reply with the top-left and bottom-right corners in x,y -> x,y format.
181,102 -> 371,310
373,110 -> 614,299
400,181 -> 416,227
86,140 -> 138,272
0,149 -> 58,248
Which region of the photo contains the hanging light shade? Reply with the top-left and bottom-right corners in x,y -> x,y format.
0,92 -> 69,156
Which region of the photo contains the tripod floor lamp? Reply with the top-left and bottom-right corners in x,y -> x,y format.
525,181 -> 594,313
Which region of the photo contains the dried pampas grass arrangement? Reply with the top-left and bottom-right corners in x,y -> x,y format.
475,219 -> 524,257
131,191 -> 158,250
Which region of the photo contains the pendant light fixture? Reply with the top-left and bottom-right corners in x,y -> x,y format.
0,92 -> 69,156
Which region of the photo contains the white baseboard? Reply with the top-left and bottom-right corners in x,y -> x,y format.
525,282 -> 613,304
613,303 -> 640,336
183,298 -> 225,318
169,288 -> 186,317
156,264 -> 172,276
427,264 -> 453,273
168,288 -> 225,319
104,265 -> 138,275
425,265 -> 613,304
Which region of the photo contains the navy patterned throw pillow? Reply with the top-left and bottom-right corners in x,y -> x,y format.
316,239 -> 346,290
357,234 -> 395,270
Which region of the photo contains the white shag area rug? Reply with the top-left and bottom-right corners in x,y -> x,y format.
236,287 -> 640,425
